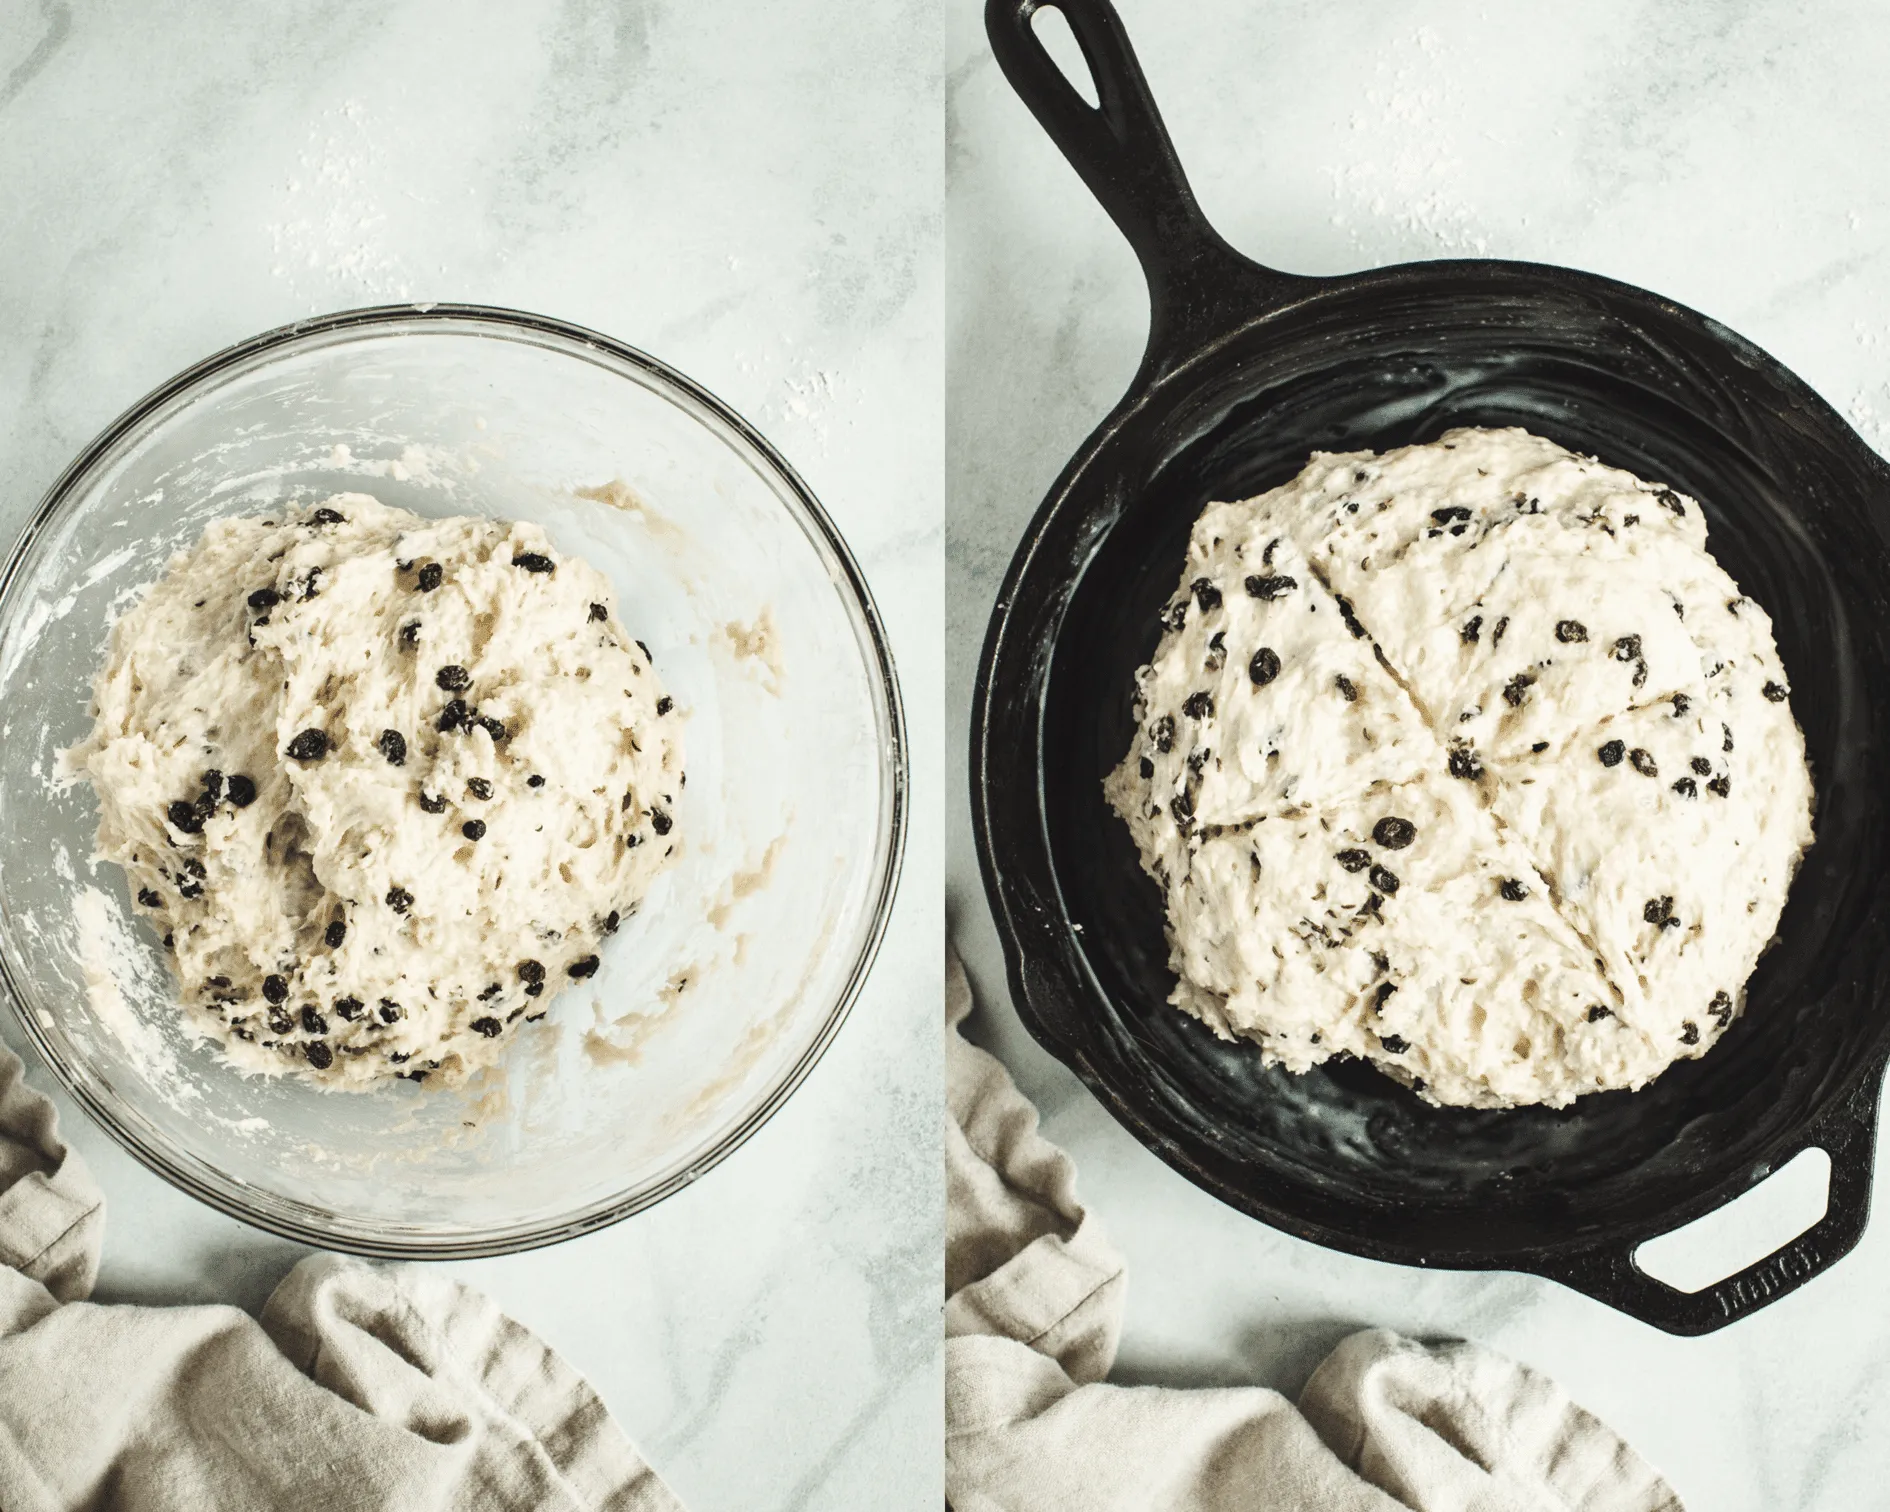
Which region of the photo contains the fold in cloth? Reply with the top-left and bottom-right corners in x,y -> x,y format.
0,1045 -> 683,1512
943,954 -> 1683,1512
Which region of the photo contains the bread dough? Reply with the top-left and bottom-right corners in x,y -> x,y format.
69,494 -> 683,1088
1107,427 -> 1814,1108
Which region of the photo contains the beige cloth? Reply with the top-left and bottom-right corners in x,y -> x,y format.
944,955 -> 1683,1512
0,1046 -> 683,1512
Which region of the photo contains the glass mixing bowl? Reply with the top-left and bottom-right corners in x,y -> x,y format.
0,306 -> 906,1256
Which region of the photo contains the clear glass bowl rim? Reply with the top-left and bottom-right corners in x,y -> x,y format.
0,302 -> 910,1257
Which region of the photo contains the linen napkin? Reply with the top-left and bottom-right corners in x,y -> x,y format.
944,953 -> 1683,1512
0,1045 -> 683,1512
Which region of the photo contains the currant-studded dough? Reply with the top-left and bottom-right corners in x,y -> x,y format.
70,494 -> 683,1089
1108,428 -> 1814,1109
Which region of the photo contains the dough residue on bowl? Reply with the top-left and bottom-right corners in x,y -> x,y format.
1106,427 -> 1814,1109
66,493 -> 685,1089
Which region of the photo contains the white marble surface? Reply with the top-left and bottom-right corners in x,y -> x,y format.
948,1 -> 1890,1505
0,3 -> 940,1508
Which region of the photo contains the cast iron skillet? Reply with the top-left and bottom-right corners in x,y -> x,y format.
972,0 -> 1890,1335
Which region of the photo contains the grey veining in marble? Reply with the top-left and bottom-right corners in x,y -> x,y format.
0,2 -> 941,1508
948,1 -> 1890,1506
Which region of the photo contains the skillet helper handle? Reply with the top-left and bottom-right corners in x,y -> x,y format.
1533,1061 -> 1885,1335
984,0 -> 1301,364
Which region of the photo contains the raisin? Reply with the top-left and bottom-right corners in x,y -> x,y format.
478,983 -> 502,1001
378,729 -> 407,766
1183,691 -> 1214,719
201,769 -> 224,800
1169,793 -> 1193,827
1369,864 -> 1400,894
1499,878 -> 1528,901
311,506 -> 346,526
1530,741 -> 1549,753
301,1005 -> 327,1034
1655,488 -> 1685,516
1643,896 -> 1676,927
166,800 -> 204,834
1448,747 -> 1483,780
568,955 -> 601,979
286,728 -> 329,762
263,974 -> 289,1004
1190,577 -> 1222,611
417,563 -> 443,591
379,999 -> 403,1023
512,552 -> 556,574
1335,674 -> 1357,702
1763,681 -> 1788,703
137,887 -> 161,907
1334,594 -> 1367,639
1372,816 -> 1416,850
1708,774 -> 1731,798
1680,1021 -> 1700,1045
267,1009 -> 294,1035
1710,990 -> 1734,1026
305,1041 -> 334,1070
1612,634 -> 1642,663
525,981 -> 545,998
1723,723 -> 1735,753
471,1017 -> 502,1038
1632,658 -> 1648,689
1491,616 -> 1509,646
1629,748 -> 1658,777
1379,1033 -> 1409,1054
1461,615 -> 1483,644
1430,506 -> 1471,524
1162,601 -> 1187,633
418,792 -> 447,813
1598,739 -> 1625,767
1204,630 -> 1227,671
400,621 -> 421,648
1672,694 -> 1691,717
192,788 -> 218,818
477,716 -> 508,742
1555,620 -> 1588,643
386,887 -> 414,914
527,774 -> 546,788
1691,756 -> 1712,775
651,808 -> 673,835
519,959 -> 546,985
461,819 -> 487,841
1502,673 -> 1535,707
436,699 -> 469,733
1249,647 -> 1281,686
1671,777 -> 1697,797
325,919 -> 347,948
227,774 -> 257,807
301,566 -> 323,600
1335,848 -> 1372,873
335,996 -> 364,1021
435,664 -> 472,692
1587,1004 -> 1612,1022
247,587 -> 281,611
1373,982 -> 1398,1011
589,602 -> 608,622
1138,757 -> 1154,779
177,881 -> 203,901
1243,574 -> 1297,600
206,976 -> 230,989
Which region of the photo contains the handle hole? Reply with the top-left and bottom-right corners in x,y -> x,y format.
1030,6 -> 1100,109
1633,1147 -> 1830,1294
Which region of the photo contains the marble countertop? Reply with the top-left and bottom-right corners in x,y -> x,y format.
948,1 -> 1890,1506
0,2 -> 940,1508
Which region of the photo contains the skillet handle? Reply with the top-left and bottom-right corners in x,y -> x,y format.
1530,1060 -> 1885,1335
984,0 -> 1305,369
